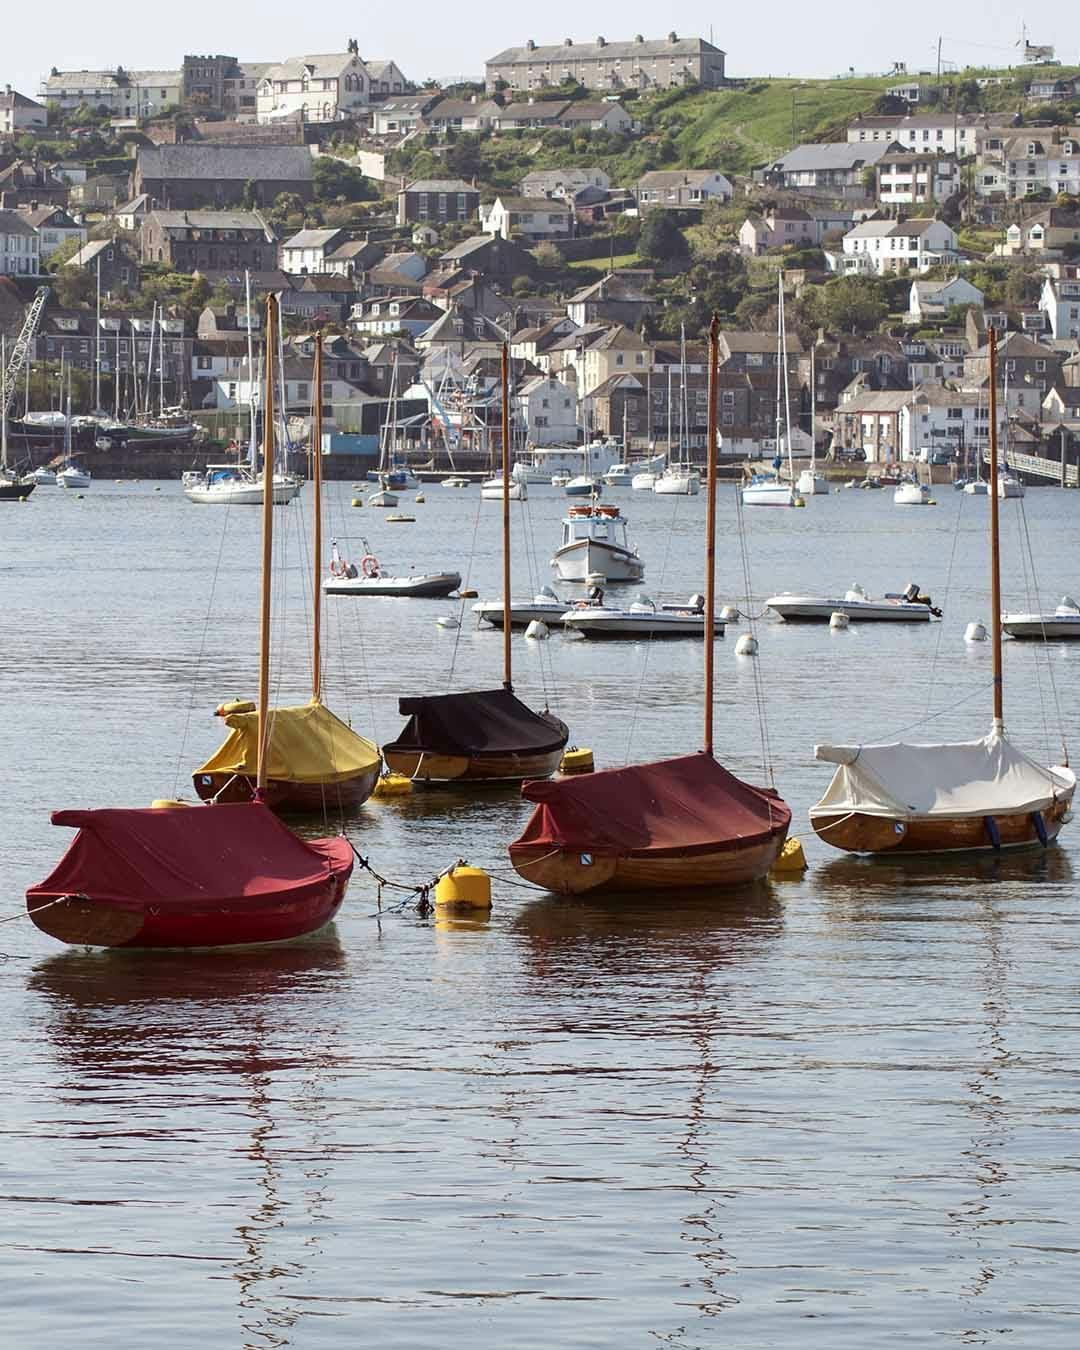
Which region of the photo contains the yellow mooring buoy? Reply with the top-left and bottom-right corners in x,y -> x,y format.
150,799 -> 190,810
435,864 -> 492,912
372,773 -> 413,798
559,747 -> 594,775
769,837 -> 808,876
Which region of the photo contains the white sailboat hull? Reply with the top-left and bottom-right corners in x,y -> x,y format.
963,481 -> 988,496
894,483 -> 931,505
185,478 -> 300,505
631,472 -> 657,490
551,538 -> 645,583
998,476 -> 1025,499
797,470 -> 829,496
480,479 -> 527,500
654,470 -> 700,495
58,468 -> 91,489
742,481 -> 795,506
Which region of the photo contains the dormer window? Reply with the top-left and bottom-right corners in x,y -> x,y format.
1065,142 -> 1075,155
1027,143 -> 1037,157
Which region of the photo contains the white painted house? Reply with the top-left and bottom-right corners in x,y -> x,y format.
481,196 -> 573,242
0,87 -> 47,136
839,217 -> 960,275
279,227 -> 348,275
515,374 -> 578,446
908,276 -> 984,323
1040,275 -> 1080,339
256,49 -> 369,124
0,209 -> 41,275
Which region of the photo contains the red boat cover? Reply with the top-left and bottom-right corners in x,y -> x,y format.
510,753 -> 792,860
27,802 -> 350,913
386,688 -> 568,756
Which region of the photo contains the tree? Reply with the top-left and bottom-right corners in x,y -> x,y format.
533,241 -> 563,271
46,236 -> 87,271
52,265 -> 94,308
639,210 -> 689,262
815,276 -> 888,334
311,157 -> 377,202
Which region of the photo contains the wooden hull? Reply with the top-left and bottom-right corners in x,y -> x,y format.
510,829 -> 789,896
27,859 -> 352,950
811,793 -> 1072,855
192,766 -> 380,812
383,745 -> 565,785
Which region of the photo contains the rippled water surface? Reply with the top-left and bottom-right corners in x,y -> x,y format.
3,479 -> 1080,1347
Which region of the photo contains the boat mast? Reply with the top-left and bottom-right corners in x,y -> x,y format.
144,305 -> 156,420
704,314 -> 719,758
1,336 -> 7,474
158,312 -> 165,416
94,255 -> 101,413
988,326 -> 1003,731
312,335 -> 323,704
256,294 -> 278,796
810,343 -> 816,476
501,341 -> 512,690
779,274 -> 795,487
114,328 -> 120,421
244,271 -> 256,471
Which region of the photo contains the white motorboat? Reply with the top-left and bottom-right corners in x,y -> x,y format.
551,473 -> 570,487
441,476 -> 471,488
560,595 -> 725,639
1003,596 -> 1080,639
368,487 -> 399,508
57,464 -> 92,489
894,481 -> 931,505
184,465 -> 300,505
566,474 -> 602,497
963,479 -> 988,496
797,468 -> 829,496
551,503 -> 645,583
604,453 -> 666,487
998,473 -> 1025,499
323,540 -> 460,597
480,477 -> 527,501
513,438 -> 619,484
654,466 -> 701,496
631,471 -> 658,490
767,582 -> 939,623
29,467 -> 57,485
742,475 -> 797,507
472,586 -> 567,629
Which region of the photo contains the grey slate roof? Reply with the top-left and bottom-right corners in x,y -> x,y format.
0,209 -> 38,237
137,145 -> 314,182
148,209 -> 275,236
770,142 -> 893,172
401,179 -> 478,194
488,36 -> 724,62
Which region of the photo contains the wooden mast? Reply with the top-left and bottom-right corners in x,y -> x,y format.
988,325 -> 1003,730
501,341 -> 512,690
256,294 -> 277,795
704,314 -> 719,758
312,334 -> 324,704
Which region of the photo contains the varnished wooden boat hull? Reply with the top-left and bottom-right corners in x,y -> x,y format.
192,767 -> 380,812
27,864 -> 352,950
810,793 -> 1072,854
382,746 -> 565,784
510,830 -> 789,896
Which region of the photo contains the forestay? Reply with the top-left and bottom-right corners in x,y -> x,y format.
812,730 -> 1075,819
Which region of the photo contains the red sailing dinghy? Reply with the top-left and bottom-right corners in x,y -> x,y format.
509,316 -> 792,896
27,296 -> 354,948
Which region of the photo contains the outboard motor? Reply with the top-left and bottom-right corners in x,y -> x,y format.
688,593 -> 706,612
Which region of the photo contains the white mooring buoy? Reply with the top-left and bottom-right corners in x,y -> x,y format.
524,620 -> 549,640
964,621 -> 988,642
830,610 -> 850,630
735,633 -> 758,656
720,604 -> 740,623
435,615 -> 460,629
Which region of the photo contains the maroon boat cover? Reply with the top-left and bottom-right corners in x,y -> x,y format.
27,803 -> 347,913
510,753 -> 792,859
385,688 -> 568,756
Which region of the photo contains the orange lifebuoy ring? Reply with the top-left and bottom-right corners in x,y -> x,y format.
360,554 -> 380,578
329,557 -> 348,577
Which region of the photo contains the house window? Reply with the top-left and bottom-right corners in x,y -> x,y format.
722,411 -> 734,425
297,382 -> 309,399
722,391 -> 735,406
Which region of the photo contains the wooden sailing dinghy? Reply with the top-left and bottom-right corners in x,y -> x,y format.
382,344 -> 568,784
193,333 -> 380,811
508,317 -> 792,895
27,298 -> 354,948
810,327 -> 1076,856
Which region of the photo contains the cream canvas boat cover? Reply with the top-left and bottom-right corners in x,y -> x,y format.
812,730 -> 1075,820
197,700 -> 380,785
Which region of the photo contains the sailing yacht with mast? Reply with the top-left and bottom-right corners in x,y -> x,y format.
654,327 -> 701,495
742,274 -> 800,507
194,333 -> 381,811
27,298 -> 355,949
797,345 -> 828,496
382,344 -> 569,784
508,316 -> 792,894
810,327 -> 1075,855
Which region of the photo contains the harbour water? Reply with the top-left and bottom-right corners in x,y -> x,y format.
3,480 -> 1080,1347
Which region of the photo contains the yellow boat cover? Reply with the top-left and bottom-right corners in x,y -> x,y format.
196,700 -> 380,784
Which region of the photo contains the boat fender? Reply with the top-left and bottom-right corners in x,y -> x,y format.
435,864 -> 492,912
983,815 -> 1001,851
360,554 -> 380,578
1032,810 -> 1048,847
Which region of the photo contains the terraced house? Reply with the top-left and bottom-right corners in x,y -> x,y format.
485,33 -> 726,93
256,43 -> 370,124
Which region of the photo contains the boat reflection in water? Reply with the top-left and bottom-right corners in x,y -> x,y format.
28,931 -> 349,1350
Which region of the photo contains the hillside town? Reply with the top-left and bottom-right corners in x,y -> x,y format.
4,32 -> 1080,480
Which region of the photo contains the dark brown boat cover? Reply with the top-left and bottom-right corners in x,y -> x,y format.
28,803 -> 344,912
511,753 -> 791,859
385,689 -> 568,756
